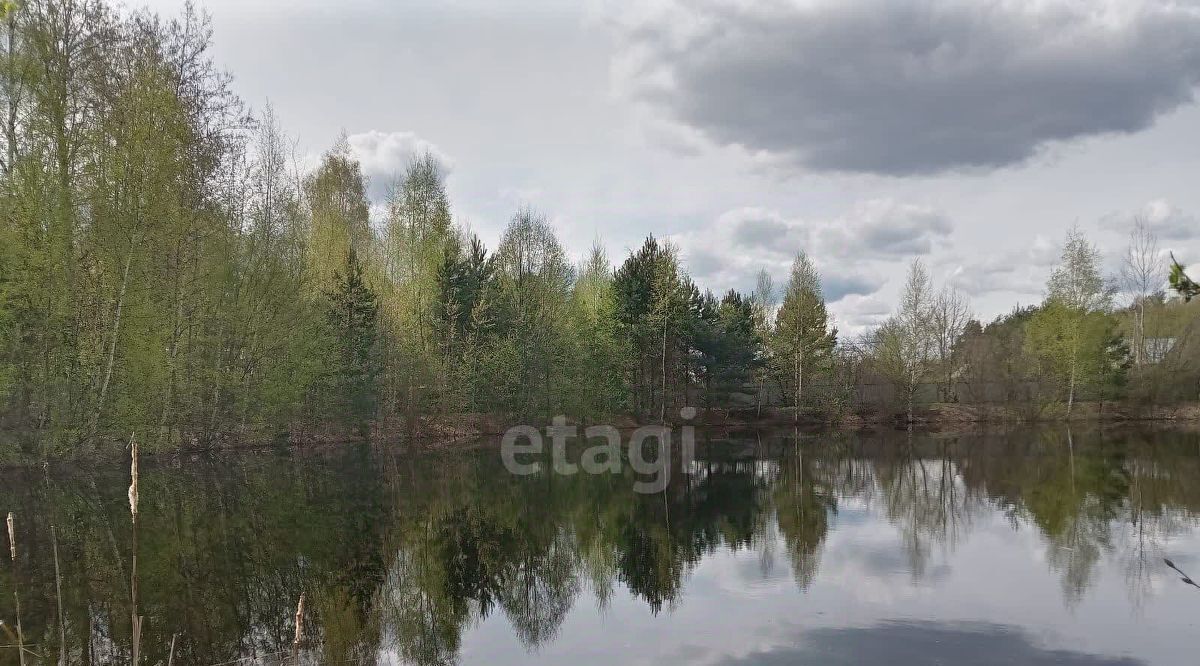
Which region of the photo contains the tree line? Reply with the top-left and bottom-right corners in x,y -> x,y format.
0,0 -> 1196,457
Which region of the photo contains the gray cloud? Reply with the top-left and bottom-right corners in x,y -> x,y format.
682,246 -> 728,281
824,273 -> 879,303
731,211 -> 794,249
728,200 -> 952,259
615,0 -> 1200,175
1099,199 -> 1200,241
817,200 -> 953,257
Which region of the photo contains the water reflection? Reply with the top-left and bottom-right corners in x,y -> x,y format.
710,621 -> 1145,665
1,427 -> 1199,665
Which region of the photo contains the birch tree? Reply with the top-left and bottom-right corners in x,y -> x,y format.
928,286 -> 971,401
873,259 -> 936,424
1027,227 -> 1115,415
1120,216 -> 1162,366
769,252 -> 835,420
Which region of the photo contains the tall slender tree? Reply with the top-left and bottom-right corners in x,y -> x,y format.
1027,227 -> 1116,415
873,259 -> 936,425
770,252 -> 836,420
1120,216 -> 1161,366
326,247 -> 380,433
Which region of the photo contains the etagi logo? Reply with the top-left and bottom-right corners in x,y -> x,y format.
500,408 -> 698,493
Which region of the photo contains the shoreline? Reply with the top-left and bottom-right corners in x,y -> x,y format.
3,401 -> 1200,469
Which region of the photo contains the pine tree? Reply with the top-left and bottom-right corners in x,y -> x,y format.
613,236 -> 689,419
1169,255 -> 1199,302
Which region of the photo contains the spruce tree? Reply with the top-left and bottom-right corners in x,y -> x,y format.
326,248 -> 380,431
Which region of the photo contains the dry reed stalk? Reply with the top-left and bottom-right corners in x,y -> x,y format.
291,593 -> 306,663
129,433 -> 141,665
52,526 -> 65,666
128,434 -> 139,518
167,633 -> 177,666
11,592 -> 24,666
7,512 -> 25,666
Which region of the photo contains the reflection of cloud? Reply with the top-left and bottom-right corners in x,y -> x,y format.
711,620 -> 1144,665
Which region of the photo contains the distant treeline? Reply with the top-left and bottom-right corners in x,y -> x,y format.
0,0 -> 1197,457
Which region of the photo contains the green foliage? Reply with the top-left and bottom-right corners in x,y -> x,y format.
306,140 -> 373,287
1024,228 -> 1123,412
770,252 -> 836,414
1026,304 -> 1129,403
326,248 -> 381,429
0,0 -> 1182,458
1169,254 -> 1199,302
486,207 -> 574,417
563,243 -> 626,418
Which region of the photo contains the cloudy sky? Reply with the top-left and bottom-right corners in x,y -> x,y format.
146,0 -> 1200,334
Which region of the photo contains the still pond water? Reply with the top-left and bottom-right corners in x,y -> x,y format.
2,427 -> 1200,665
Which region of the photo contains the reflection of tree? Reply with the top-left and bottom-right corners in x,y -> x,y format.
436,506 -> 514,620
8,429 -> 1200,664
873,445 -> 979,579
498,527 -> 581,648
315,583 -> 381,664
1044,495 -> 1110,607
1114,448 -> 1199,609
773,446 -> 834,590
1015,431 -> 1124,607
615,518 -> 686,614
949,428 -> 1200,608
377,547 -> 462,666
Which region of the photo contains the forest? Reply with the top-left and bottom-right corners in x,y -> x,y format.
1,0 -> 1199,460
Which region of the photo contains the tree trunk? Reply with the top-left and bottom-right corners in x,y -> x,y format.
159,246 -> 185,444
755,376 -> 764,418
1066,362 -> 1076,418
3,10 -> 17,176
793,348 -> 802,424
660,321 -> 668,423
1136,300 -> 1145,366
92,245 -> 135,440
907,372 -> 915,430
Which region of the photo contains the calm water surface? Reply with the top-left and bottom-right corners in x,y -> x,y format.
2,428 -> 1199,665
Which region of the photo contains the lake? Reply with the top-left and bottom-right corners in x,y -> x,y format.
2,427 -> 1199,665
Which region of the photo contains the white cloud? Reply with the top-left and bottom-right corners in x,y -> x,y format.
345,130 -> 452,201
669,199 -> 953,308
830,293 -> 892,334
945,234 -> 1059,298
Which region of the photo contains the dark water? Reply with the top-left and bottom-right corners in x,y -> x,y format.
2,427 -> 1200,665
